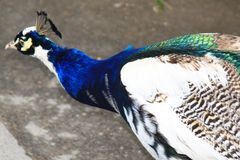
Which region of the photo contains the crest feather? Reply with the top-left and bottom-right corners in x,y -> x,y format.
36,11 -> 62,39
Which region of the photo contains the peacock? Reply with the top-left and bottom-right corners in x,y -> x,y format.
5,11 -> 240,160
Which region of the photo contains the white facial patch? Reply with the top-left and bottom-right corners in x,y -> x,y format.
20,38 -> 32,51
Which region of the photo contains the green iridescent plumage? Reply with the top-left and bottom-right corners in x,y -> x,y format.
128,33 -> 240,73
143,34 -> 217,54
210,52 -> 240,73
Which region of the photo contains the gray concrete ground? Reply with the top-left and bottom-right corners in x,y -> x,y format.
0,0 -> 240,160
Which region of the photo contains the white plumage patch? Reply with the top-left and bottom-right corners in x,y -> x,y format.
32,46 -> 57,76
121,56 -> 227,108
120,55 -> 229,160
123,106 -> 169,160
22,26 -> 36,35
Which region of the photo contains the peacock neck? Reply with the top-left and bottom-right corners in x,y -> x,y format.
29,31 -> 136,112
46,45 -> 138,113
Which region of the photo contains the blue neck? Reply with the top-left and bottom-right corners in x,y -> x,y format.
45,42 -> 137,113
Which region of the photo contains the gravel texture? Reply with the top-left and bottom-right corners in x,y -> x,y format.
0,0 -> 240,160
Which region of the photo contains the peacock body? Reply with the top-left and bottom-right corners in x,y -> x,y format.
5,12 -> 240,160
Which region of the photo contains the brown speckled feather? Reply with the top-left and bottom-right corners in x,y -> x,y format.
172,56 -> 240,159
122,33 -> 240,160
214,34 -> 240,52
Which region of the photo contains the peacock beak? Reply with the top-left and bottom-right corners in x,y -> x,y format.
5,41 -> 17,50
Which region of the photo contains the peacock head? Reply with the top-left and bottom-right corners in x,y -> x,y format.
5,11 -> 62,55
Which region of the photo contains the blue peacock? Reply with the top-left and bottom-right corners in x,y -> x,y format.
5,11 -> 240,160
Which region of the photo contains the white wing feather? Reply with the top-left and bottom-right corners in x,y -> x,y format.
121,55 -> 230,160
